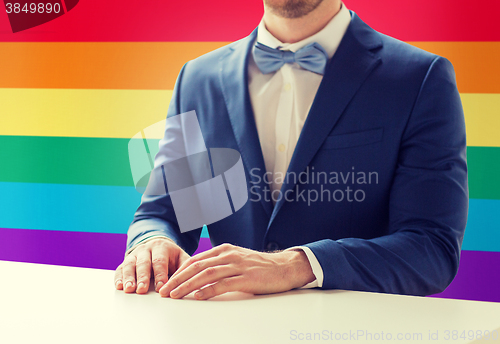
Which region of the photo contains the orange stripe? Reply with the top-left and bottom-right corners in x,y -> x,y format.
0,42 -> 498,93
0,42 -> 228,90
409,42 -> 500,94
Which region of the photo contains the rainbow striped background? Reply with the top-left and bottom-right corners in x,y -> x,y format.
0,0 -> 499,302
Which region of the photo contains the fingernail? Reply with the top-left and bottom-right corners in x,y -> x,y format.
195,291 -> 203,299
138,282 -> 145,290
170,289 -> 179,297
125,281 -> 133,290
156,281 -> 164,291
115,280 -> 122,288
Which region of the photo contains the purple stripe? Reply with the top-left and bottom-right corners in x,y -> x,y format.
0,227 -> 127,270
1,228 -> 497,302
193,238 -> 213,255
0,227 -> 213,270
430,250 -> 500,303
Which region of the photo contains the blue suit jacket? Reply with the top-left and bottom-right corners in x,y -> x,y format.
127,12 -> 468,296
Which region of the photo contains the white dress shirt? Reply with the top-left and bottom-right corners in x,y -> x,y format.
248,3 -> 351,288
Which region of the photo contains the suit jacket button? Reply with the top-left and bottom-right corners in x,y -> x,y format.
266,242 -> 280,251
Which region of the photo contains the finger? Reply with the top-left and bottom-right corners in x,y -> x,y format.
114,265 -> 123,290
169,265 -> 237,299
194,276 -> 244,300
177,251 -> 190,269
171,251 -> 215,278
151,246 -> 169,292
171,244 -> 230,279
161,255 -> 232,297
135,249 -> 152,294
122,254 -> 137,293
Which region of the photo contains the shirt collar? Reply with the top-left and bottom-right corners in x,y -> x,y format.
256,2 -> 351,59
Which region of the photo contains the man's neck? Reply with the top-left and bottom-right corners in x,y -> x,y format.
263,0 -> 342,44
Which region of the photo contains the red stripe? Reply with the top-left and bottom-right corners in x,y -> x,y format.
60,0 -> 68,13
0,0 -> 498,42
347,0 -> 500,42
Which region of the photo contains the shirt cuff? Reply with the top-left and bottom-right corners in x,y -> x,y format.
124,235 -> 174,256
285,246 -> 324,288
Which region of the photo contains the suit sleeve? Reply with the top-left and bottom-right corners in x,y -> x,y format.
304,56 -> 468,295
126,62 -> 203,255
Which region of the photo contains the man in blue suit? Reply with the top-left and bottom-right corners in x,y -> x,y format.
114,0 -> 468,300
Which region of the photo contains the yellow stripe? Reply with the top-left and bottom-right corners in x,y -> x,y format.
0,88 -> 172,139
462,93 -> 500,147
0,89 -> 499,146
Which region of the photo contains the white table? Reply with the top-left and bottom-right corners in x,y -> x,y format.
0,261 -> 499,344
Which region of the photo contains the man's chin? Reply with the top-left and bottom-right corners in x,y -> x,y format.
264,0 -> 325,19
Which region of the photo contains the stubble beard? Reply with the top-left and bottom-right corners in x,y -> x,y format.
264,0 -> 325,19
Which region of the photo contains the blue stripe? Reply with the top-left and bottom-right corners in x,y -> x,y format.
0,182 -> 210,238
462,199 -> 500,252
0,182 -> 496,249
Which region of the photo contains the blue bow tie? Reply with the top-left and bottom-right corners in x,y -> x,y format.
253,41 -> 329,75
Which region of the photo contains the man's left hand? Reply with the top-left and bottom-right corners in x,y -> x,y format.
159,243 -> 315,300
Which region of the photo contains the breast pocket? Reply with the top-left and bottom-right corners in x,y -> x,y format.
321,128 -> 384,150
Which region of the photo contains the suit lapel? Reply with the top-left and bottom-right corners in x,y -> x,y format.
219,29 -> 274,217
269,12 -> 384,225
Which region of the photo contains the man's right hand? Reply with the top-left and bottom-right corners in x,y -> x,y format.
114,237 -> 190,294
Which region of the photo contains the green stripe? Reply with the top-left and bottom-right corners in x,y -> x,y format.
0,136 -> 498,199
0,136 -> 138,187
467,147 -> 500,200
